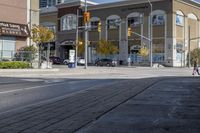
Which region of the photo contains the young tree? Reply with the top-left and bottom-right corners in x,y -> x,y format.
190,48 -> 200,66
96,39 -> 118,57
139,46 -> 149,58
31,25 -> 54,68
17,45 -> 37,62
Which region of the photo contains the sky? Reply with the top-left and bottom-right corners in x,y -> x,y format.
93,0 -> 200,4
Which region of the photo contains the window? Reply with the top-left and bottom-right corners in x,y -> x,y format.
152,15 -> 165,25
0,36 -> 16,59
128,17 -> 141,27
107,19 -> 120,29
61,14 -> 77,31
90,21 -> 99,30
176,14 -> 184,26
47,25 -> 56,33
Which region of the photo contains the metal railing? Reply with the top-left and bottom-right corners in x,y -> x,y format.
0,50 -> 35,62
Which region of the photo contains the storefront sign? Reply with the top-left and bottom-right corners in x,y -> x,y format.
0,21 -> 30,37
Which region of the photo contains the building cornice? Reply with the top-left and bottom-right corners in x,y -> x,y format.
175,0 -> 200,10
86,0 -> 164,11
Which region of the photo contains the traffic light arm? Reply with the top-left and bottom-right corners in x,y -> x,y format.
131,31 -> 151,42
190,37 -> 200,41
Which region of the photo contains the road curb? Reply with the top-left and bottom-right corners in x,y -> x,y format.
0,68 -> 59,73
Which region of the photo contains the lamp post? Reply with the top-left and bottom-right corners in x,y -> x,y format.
75,9 -> 79,68
147,0 -> 153,67
84,0 -> 88,69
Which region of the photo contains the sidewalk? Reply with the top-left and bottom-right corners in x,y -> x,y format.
0,66 -> 193,79
0,77 -> 199,133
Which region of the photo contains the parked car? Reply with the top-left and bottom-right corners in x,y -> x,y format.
95,59 -> 117,67
77,58 -> 85,65
63,59 -> 70,65
49,56 -> 62,64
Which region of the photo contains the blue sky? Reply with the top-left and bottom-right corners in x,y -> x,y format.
93,0 -> 200,3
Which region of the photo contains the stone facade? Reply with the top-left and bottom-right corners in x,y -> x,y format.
40,0 -> 200,67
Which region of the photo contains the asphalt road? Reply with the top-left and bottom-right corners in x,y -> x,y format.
0,76 -> 199,133
0,77 -> 117,113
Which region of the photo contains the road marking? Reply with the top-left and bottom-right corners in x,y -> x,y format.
0,82 -> 66,94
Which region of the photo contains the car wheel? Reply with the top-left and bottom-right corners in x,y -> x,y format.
107,63 -> 110,67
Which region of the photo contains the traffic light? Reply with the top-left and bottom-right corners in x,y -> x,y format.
83,12 -> 90,24
98,22 -> 101,32
128,27 -> 132,37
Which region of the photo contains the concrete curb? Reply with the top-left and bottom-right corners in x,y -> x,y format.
0,68 -> 60,73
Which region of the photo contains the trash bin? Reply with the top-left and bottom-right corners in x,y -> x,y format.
68,63 -> 75,68
119,60 -> 123,65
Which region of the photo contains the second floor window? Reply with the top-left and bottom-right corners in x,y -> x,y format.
107,19 -> 120,29
61,14 -> 77,31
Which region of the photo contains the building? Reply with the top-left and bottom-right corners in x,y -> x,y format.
40,0 -> 200,67
40,0 -> 61,8
0,0 -> 39,60
40,0 -> 97,58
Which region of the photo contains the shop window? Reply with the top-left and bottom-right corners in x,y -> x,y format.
0,36 -> 16,59
61,14 -> 77,31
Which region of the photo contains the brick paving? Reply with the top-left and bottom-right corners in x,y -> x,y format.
0,78 -> 159,133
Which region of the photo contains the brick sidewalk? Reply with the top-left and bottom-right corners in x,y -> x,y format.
0,78 -> 158,133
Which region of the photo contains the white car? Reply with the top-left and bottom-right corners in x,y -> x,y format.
63,59 -> 69,65
77,58 -> 85,65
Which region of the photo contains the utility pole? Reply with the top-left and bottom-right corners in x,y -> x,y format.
188,26 -> 191,68
84,0 -> 88,69
147,0 -> 153,67
75,9 -> 79,68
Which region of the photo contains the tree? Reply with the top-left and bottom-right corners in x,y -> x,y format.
16,45 -> 37,62
139,46 -> 149,58
190,48 -> 200,66
96,39 -> 118,57
31,25 -> 54,68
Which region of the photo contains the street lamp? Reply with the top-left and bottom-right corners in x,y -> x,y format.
147,0 -> 153,67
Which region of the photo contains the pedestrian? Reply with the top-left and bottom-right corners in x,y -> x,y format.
192,59 -> 200,75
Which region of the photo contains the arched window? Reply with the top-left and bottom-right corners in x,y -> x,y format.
176,10 -> 184,26
152,10 -> 165,26
90,17 -> 100,30
127,12 -> 142,27
107,15 -> 121,29
188,13 -> 198,20
60,14 -> 77,31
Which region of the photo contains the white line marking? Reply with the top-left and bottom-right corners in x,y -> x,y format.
0,82 -> 66,94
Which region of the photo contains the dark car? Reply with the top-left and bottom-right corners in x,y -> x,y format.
49,56 -> 62,64
95,59 -> 117,67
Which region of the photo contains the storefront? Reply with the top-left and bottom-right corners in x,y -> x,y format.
0,21 -> 30,60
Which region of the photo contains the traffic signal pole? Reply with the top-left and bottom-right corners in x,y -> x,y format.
84,0 -> 88,69
75,9 -> 79,68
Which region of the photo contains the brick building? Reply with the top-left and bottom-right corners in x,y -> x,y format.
0,0 -> 39,60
